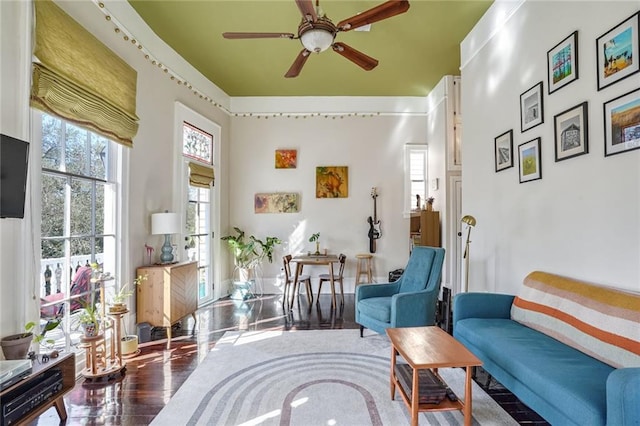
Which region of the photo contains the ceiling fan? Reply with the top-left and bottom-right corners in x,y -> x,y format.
222,0 -> 410,78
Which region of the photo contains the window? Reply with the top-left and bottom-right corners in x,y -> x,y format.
404,144 -> 428,215
183,121 -> 213,301
36,111 -> 120,353
186,184 -> 212,300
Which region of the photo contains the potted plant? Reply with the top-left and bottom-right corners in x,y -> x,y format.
309,232 -> 321,255
222,227 -> 281,276
108,274 -> 147,314
222,227 -> 281,299
79,302 -> 101,337
0,320 -> 60,359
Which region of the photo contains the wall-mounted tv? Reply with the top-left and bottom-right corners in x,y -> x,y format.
0,134 -> 30,219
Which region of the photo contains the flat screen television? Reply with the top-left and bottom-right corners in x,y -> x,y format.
0,134 -> 30,219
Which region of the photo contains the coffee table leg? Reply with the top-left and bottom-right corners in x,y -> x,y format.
464,366 -> 473,426
411,367 -> 419,426
390,346 -> 397,400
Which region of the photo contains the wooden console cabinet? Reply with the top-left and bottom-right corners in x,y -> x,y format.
136,261 -> 198,349
0,353 -> 75,424
410,210 -> 441,247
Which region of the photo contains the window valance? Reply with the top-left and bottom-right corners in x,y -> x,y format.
189,162 -> 215,188
30,0 -> 139,147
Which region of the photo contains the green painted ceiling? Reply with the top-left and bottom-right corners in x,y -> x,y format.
128,0 -> 492,97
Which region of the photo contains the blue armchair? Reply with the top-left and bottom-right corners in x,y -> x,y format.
355,246 -> 445,336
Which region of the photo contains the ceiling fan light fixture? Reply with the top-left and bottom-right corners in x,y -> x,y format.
300,29 -> 335,53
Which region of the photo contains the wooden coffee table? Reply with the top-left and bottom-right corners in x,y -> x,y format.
386,326 -> 482,426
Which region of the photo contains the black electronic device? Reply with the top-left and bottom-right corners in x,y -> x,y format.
1,369 -> 63,426
0,360 -> 32,391
0,133 -> 30,219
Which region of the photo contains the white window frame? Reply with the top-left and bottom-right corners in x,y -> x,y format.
32,109 -> 128,372
403,144 -> 428,217
173,102 -> 222,302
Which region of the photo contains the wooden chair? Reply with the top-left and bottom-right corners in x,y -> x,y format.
316,254 -> 347,307
283,255 -> 313,308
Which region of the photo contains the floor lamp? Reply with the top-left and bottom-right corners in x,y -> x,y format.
461,215 -> 476,292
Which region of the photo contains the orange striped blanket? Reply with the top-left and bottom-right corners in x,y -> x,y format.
510,271 -> 640,368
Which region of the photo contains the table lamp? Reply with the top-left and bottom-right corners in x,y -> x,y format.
152,211 -> 180,264
461,215 -> 476,293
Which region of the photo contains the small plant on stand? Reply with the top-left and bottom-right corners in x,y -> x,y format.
109,274 -> 147,314
309,233 -> 321,255
79,302 -> 101,338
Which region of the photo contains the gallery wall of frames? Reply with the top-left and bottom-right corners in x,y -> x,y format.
492,10 -> 639,184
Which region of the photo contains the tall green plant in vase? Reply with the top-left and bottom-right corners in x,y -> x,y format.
222,227 -> 281,282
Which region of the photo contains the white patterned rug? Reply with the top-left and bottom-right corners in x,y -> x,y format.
151,329 -> 518,426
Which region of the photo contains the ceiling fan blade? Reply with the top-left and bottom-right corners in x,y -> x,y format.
332,42 -> 378,71
285,49 -> 311,78
295,0 -> 317,22
222,32 -> 295,39
337,0 -> 410,31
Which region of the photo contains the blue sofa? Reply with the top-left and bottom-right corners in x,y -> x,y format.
454,273 -> 640,426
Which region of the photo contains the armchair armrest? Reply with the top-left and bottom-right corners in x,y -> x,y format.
356,282 -> 400,301
607,368 -> 640,425
390,289 -> 438,328
453,293 -> 515,325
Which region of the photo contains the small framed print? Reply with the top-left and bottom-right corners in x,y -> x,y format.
520,82 -> 544,132
254,192 -> 300,213
518,138 -> 542,183
494,129 -> 514,172
596,12 -> 640,91
275,149 -> 297,169
547,31 -> 579,94
604,88 -> 640,157
554,102 -> 589,161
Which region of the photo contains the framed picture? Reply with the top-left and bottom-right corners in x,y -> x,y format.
554,101 -> 589,161
316,166 -> 348,198
275,149 -> 297,169
254,193 -> 299,213
518,138 -> 542,183
596,12 -> 639,91
547,31 -> 579,94
603,87 -> 640,157
494,129 -> 514,172
520,82 -> 544,132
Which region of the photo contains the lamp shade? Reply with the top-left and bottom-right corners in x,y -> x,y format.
461,215 -> 476,227
151,212 -> 180,235
300,29 -> 335,53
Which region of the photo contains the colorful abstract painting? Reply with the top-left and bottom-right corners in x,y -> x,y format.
275,149 -> 297,169
316,166 -> 348,198
254,193 -> 299,213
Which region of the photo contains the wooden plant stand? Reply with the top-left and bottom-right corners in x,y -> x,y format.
79,278 -> 127,381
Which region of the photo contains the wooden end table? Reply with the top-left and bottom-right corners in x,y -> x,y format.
386,326 -> 482,426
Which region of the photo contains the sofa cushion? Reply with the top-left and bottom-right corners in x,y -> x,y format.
456,317 -> 613,425
511,271 -> 640,368
357,297 -> 391,323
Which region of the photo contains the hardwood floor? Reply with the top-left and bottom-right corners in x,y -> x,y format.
31,293 -> 548,425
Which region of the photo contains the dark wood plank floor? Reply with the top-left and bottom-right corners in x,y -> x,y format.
31,293 -> 548,425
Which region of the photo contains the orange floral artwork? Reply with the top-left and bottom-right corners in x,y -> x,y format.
316,166 -> 348,198
275,149 -> 297,169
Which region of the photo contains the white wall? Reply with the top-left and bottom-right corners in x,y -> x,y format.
0,0 -> 232,337
229,112 -> 427,293
461,1 -> 640,293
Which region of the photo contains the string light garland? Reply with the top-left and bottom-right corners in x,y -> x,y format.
90,1 -> 425,120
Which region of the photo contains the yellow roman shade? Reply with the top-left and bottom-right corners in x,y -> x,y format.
30,0 -> 139,147
189,162 -> 215,188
